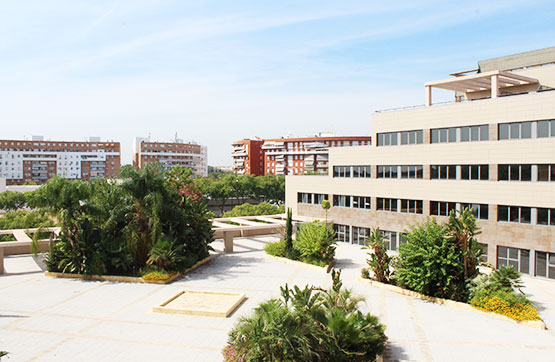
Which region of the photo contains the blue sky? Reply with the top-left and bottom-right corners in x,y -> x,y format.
1,1 -> 554,165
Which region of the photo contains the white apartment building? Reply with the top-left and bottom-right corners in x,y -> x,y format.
286,47 -> 555,279
0,136 -> 121,185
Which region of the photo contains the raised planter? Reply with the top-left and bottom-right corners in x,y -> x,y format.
357,277 -> 546,330
265,253 -> 332,273
45,256 -> 211,284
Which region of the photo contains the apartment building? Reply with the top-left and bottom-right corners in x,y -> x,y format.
286,47 -> 555,279
133,136 -> 208,177
232,134 -> 372,176
0,136 -> 121,185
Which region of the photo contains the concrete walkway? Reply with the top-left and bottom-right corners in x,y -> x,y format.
0,236 -> 554,362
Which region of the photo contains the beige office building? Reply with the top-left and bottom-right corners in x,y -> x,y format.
286,47 -> 555,279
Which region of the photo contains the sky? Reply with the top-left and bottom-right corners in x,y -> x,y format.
1,1 -> 554,166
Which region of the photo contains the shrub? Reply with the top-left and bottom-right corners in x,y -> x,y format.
366,228 -> 393,283
0,210 -> 55,241
264,240 -> 286,257
0,190 -> 28,211
284,208 -> 294,258
294,221 -> 336,266
223,202 -> 284,217
396,219 -> 467,301
225,270 -> 387,362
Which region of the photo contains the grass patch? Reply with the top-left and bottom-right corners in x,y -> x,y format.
139,265 -> 178,281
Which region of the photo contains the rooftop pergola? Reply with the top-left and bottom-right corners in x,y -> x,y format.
424,70 -> 539,106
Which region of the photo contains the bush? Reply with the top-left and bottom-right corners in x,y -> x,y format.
294,221 -> 336,266
0,210 -> 55,241
223,202 -> 284,217
396,219 -> 467,301
225,270 -> 387,362
264,240 -> 286,257
0,191 -> 28,211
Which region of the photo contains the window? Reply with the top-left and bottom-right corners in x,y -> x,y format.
313,194 -> 328,205
333,166 -> 351,178
498,164 -> 533,181
537,208 -> 555,226
352,226 -> 370,245
497,246 -> 529,274
460,165 -> 489,180
352,196 -> 371,209
430,165 -> 456,180
378,130 -> 423,146
377,198 -> 398,212
379,230 -> 398,251
297,193 -> 312,204
497,205 -> 532,224
400,165 -> 423,179
431,127 -> 457,143
377,165 -> 398,178
538,164 -> 555,181
352,166 -> 371,178
333,195 -> 351,207
430,201 -> 457,216
334,224 -> 350,243
460,203 -> 489,220
479,243 -> 488,263
400,199 -> 423,214
535,251 -> 555,279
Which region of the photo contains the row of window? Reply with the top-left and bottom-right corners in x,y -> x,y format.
498,164 -> 555,182
297,192 -> 328,205
377,165 -> 424,179
430,165 -> 489,180
332,165 -> 372,178
431,124 -> 489,143
499,119 -> 555,140
377,130 -> 424,146
497,206 -> 555,225
376,198 -> 423,214
430,201 -> 489,220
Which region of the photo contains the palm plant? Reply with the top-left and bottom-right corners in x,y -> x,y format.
366,228 -> 393,283
445,207 -> 482,280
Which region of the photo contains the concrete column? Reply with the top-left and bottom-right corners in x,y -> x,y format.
491,75 -> 499,98
423,164 -> 430,180
489,123 -> 498,141
425,86 -> 432,106
223,231 -> 234,253
0,247 -> 4,274
490,164 -> 498,181
422,129 -> 431,144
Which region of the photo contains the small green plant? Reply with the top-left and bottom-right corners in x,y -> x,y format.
224,270 -> 387,362
366,228 -> 393,283
321,199 -> 330,223
295,220 -> 336,266
264,240 -> 286,257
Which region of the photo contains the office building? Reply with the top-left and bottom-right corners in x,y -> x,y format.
286,47 -> 555,279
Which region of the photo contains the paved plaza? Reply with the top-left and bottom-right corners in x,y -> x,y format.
1,236 -> 554,362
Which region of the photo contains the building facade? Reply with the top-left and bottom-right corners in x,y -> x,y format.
133,137 -> 208,177
286,47 -> 555,279
0,136 -> 121,185
232,134 -> 372,176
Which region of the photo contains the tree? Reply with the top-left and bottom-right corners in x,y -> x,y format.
322,199 -> 330,223
0,191 -> 28,211
366,228 -> 392,283
445,207 -> 482,280
284,208 -> 294,258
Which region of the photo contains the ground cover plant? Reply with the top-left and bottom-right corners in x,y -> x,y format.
223,270 -> 387,362
222,202 -> 284,217
265,209 -> 336,268
33,164 -> 213,278
468,266 -> 540,320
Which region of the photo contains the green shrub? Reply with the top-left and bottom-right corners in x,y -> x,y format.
396,219 -> 467,301
294,221 -> 336,266
225,270 -> 387,362
0,210 -> 55,241
264,241 -> 286,257
366,228 -> 393,283
223,202 -> 284,217
284,208 -> 294,258
0,190 -> 28,211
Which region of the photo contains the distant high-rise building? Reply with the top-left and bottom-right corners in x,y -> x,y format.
133,136 -> 208,177
232,134 -> 372,176
0,136 -> 121,185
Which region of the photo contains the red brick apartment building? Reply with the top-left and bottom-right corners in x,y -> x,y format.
133,137 -> 208,177
232,134 -> 372,176
0,136 -> 121,185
